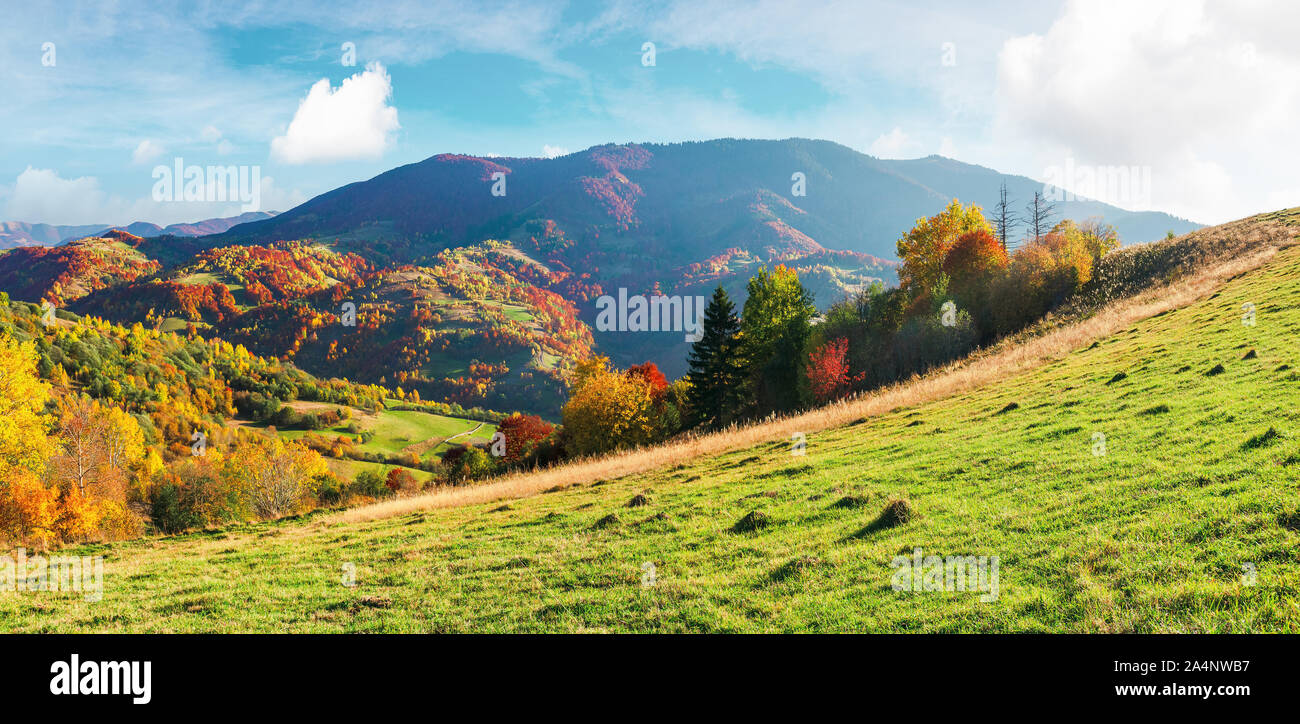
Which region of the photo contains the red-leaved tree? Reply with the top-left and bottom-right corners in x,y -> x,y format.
495,413 -> 556,465
626,362 -> 668,401
806,337 -> 860,403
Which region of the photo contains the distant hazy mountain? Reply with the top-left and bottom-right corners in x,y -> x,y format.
151,211 -> 280,239
212,138 -> 1199,263
0,211 -> 278,249
0,221 -> 109,249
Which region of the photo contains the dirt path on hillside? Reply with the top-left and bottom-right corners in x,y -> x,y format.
402,421 -> 486,456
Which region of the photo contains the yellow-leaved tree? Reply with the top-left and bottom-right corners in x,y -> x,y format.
0,335 -> 58,546
0,335 -> 53,477
561,356 -> 663,457
224,436 -> 328,520
50,395 -> 145,541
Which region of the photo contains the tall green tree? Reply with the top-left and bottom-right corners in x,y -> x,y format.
685,286 -> 744,429
738,266 -> 817,416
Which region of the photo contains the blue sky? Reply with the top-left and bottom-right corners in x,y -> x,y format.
2,0 -> 1297,227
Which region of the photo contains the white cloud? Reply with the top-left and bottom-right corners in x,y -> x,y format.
131,140 -> 165,165
256,175 -> 309,213
6,167 -> 117,224
2,167 -> 309,226
1266,187 -> 1300,213
994,0 -> 1300,222
270,61 -> 400,164
542,144 -> 569,158
197,125 -> 235,155
869,127 -> 918,159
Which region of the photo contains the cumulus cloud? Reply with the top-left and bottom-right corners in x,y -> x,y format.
2,167 -> 309,226
270,61 -> 400,164
5,167 -> 119,224
994,0 -> 1300,222
542,144 -> 569,158
131,140 -> 165,165
869,127 -> 918,159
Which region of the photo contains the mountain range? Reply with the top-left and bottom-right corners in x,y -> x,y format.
212,138 -> 1198,261
0,138 -> 1202,415
0,211 -> 278,249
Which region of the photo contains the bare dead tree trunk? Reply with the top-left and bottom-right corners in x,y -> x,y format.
992,182 -> 1019,252
1025,191 -> 1058,245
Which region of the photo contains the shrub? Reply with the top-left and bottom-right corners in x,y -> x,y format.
439,446 -> 498,485
147,454 -> 248,533
494,413 -> 556,466
385,468 -> 421,495
806,337 -> 860,403
349,469 -> 390,499
149,481 -> 199,535
561,356 -> 666,456
314,472 -> 346,505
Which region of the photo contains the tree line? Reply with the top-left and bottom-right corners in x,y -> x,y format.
556,193 -> 1121,456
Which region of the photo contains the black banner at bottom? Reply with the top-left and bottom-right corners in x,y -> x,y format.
0,634 -> 1285,712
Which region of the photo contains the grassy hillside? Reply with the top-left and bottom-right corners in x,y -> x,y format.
6,240 -> 1300,633
228,401 -> 497,483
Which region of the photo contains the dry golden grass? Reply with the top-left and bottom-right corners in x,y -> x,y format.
338,216 -> 1298,525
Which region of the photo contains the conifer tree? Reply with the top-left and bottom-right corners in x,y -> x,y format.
685,286 -> 743,429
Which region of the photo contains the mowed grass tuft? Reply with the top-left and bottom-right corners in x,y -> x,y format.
5,247 -> 1300,632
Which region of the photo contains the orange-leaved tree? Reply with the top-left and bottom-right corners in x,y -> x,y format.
49,395 -> 146,542
942,227 -> 1008,289
897,199 -> 995,297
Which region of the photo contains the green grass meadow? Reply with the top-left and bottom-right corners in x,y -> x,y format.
5,247 -> 1300,632
272,405 -> 495,459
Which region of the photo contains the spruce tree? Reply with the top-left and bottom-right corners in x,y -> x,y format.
686,286 -> 743,429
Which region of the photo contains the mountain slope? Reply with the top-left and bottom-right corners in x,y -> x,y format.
214,139 -> 1198,262
71,240 -> 372,325
0,221 -> 109,249
875,155 -> 1199,246
7,210 -> 1295,634
0,230 -> 160,305
0,140 -> 1206,410
214,242 -> 594,416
